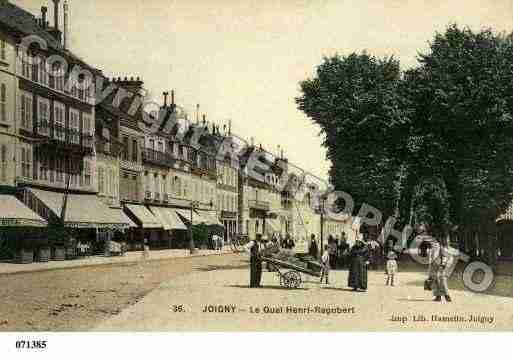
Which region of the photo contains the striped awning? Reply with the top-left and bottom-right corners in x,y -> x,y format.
0,195 -> 47,227
124,204 -> 161,229
197,210 -> 224,227
28,188 -> 128,229
150,206 -> 187,230
175,208 -> 206,225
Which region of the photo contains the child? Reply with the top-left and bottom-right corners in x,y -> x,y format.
385,250 -> 398,286
320,245 -> 330,284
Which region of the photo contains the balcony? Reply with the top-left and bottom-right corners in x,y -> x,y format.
33,123 -> 94,156
248,200 -> 270,211
142,148 -> 175,168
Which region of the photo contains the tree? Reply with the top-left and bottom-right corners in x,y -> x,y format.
296,53 -> 411,225
298,26 -> 513,264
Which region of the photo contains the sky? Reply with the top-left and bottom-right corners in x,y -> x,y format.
14,0 -> 513,180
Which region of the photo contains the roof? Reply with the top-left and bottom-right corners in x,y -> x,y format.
0,1 -> 101,74
0,195 -> 47,227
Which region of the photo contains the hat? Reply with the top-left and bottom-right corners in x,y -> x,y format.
387,251 -> 397,259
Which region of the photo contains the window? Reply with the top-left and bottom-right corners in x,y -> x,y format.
132,139 -> 138,162
157,141 -> 163,153
162,175 -> 167,195
98,166 -> 105,194
53,101 -> 65,140
21,52 -> 31,78
69,108 -> 80,144
83,160 -> 91,186
39,153 -> 48,181
56,157 -> 64,183
38,57 -> 48,86
19,91 -> 32,130
149,139 -> 155,150
0,39 -> 5,61
53,63 -> 64,92
0,83 -> 5,123
37,97 -> 50,135
122,136 -> 129,161
82,113 -> 92,136
0,144 -> 7,182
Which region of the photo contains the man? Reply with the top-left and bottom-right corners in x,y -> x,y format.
245,237 -> 262,288
308,234 -> 319,259
429,237 -> 453,302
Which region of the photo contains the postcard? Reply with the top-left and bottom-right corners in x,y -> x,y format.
0,0 -> 512,344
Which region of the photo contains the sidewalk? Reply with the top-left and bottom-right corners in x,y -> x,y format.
0,247 -> 236,275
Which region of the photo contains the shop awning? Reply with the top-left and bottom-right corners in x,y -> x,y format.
106,207 -> 137,228
28,188 -> 128,229
175,209 -> 206,225
149,207 -> 187,231
197,210 -> 224,227
124,204 -> 161,229
0,195 -> 47,227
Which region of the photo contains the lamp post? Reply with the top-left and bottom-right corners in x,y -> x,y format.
319,194 -> 327,257
189,200 -> 200,254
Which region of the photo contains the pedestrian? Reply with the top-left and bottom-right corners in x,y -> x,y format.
328,235 -> 337,269
338,232 -> 349,268
385,250 -> 398,286
308,234 -> 319,259
347,236 -> 369,291
368,238 -> 381,270
142,236 -> 150,260
284,234 -> 295,251
245,237 -> 262,288
320,244 -> 330,284
429,236 -> 453,302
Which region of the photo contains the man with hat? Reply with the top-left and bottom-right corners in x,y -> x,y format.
245,237 -> 262,288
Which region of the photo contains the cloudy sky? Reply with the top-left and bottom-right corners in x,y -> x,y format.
15,0 -> 513,180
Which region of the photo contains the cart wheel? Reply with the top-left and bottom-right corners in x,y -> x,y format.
284,271 -> 302,289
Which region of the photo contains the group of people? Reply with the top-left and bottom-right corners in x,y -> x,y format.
246,225 -> 454,302
307,233 -> 351,269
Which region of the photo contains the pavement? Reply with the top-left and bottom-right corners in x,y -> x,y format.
95,266 -> 513,331
0,247 -> 234,275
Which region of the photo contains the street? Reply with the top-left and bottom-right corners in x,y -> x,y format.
0,253 -> 244,331
95,257 -> 513,331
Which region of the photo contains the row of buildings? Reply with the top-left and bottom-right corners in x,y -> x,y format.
0,0 -> 353,262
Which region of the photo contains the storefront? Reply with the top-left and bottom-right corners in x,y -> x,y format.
123,204 -> 162,250
148,206 -> 187,249
24,188 -> 130,256
0,195 -> 48,263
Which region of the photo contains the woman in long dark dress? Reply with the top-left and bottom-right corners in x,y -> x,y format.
347,239 -> 369,291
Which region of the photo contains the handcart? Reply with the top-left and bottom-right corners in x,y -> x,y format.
261,254 -> 322,289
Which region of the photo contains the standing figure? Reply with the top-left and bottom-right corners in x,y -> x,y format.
338,233 -> 349,268
142,236 -> 150,260
308,234 -> 319,259
385,250 -> 398,286
320,245 -> 330,284
429,237 -> 453,302
328,235 -> 337,269
347,238 -> 369,291
245,238 -> 262,288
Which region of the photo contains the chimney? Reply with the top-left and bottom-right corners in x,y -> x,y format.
41,6 -> 48,28
250,137 -> 254,147
202,114 -> 206,125
63,0 -> 68,49
196,104 -> 200,124
52,0 -> 60,31
171,90 -> 175,105
228,119 -> 232,135
163,91 -> 169,107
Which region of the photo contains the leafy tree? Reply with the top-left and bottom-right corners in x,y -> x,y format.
298,26 -> 513,264
296,53 -> 411,223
